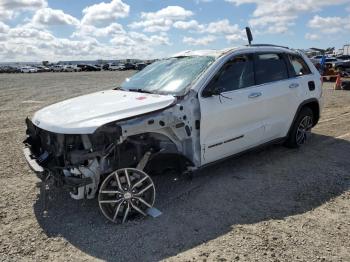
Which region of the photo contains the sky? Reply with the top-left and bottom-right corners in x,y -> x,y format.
0,0 -> 349,62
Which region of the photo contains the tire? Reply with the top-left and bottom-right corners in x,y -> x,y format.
284,107 -> 314,148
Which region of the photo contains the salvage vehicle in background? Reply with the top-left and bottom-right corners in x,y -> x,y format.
52,65 -> 64,72
63,65 -> 82,72
23,43 -> 323,224
324,58 -> 342,67
78,64 -> 101,71
124,62 -> 135,70
310,55 -> 324,65
0,66 -> 20,73
336,55 -> 350,61
20,66 -> 38,73
36,66 -> 51,73
334,60 -> 350,75
109,63 -> 125,71
63,65 -> 75,72
135,63 -> 147,71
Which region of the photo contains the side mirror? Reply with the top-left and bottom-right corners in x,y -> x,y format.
202,85 -> 221,97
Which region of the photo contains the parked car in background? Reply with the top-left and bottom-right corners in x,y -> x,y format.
334,60 -> 350,73
135,63 -> 147,70
62,65 -> 75,72
36,66 -> 51,73
109,63 -> 125,71
23,45 -> 323,223
310,56 -> 343,71
324,58 -> 341,67
73,65 -> 82,72
20,66 -> 38,73
52,65 -> 64,72
79,64 -> 101,71
62,65 -> 81,72
102,64 -> 110,70
124,62 -> 135,70
336,55 -> 350,61
0,66 -> 20,73
310,55 -> 323,64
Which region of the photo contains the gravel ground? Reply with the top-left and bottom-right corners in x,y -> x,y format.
0,71 -> 349,262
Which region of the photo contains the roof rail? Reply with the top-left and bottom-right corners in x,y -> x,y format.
247,44 -> 289,49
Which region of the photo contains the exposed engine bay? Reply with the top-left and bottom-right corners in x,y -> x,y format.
23,94 -> 201,223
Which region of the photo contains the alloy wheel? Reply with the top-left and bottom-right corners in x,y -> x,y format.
98,168 -> 155,223
296,115 -> 313,145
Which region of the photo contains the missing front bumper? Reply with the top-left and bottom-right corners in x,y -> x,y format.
23,147 -> 93,188
23,147 -> 44,174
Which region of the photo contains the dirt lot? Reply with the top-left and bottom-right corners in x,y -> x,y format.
0,71 -> 349,262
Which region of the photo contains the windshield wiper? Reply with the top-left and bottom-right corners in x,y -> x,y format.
128,88 -> 154,94
113,87 -> 125,91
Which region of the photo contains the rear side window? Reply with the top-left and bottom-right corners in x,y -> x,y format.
255,53 -> 289,85
288,54 -> 311,76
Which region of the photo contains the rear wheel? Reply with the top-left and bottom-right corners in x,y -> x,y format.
285,107 -> 314,148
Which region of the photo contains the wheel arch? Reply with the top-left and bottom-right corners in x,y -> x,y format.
303,99 -> 320,126
287,98 -> 320,136
145,152 -> 194,175
127,131 -> 195,174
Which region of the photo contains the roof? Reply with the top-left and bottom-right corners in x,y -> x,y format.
172,45 -> 295,59
172,48 -> 237,58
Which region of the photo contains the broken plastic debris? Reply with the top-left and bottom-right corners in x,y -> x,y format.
146,207 -> 162,218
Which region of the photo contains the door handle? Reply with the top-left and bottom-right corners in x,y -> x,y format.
248,92 -> 262,98
289,83 -> 299,89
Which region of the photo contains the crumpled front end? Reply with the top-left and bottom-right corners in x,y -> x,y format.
23,117 -> 122,199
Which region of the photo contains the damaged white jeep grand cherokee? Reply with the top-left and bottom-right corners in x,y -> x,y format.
23,45 -> 323,223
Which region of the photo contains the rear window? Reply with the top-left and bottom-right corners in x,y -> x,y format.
288,54 -> 312,76
255,53 -> 289,85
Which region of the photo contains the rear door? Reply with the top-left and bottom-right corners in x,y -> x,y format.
253,52 -> 304,141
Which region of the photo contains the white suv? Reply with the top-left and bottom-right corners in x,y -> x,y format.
23,45 -> 323,223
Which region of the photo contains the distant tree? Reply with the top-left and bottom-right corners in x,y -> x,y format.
42,61 -> 49,66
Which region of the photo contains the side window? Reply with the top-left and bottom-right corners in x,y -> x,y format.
255,53 -> 289,85
208,54 -> 255,93
288,54 -> 311,76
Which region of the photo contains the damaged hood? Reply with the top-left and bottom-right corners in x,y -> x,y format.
32,90 -> 176,134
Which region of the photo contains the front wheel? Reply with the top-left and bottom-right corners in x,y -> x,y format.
98,168 -> 156,224
285,107 -> 314,148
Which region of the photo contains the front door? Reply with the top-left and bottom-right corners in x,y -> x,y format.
199,53 -> 266,165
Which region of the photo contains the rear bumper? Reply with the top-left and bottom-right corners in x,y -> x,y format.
23,147 -> 44,174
